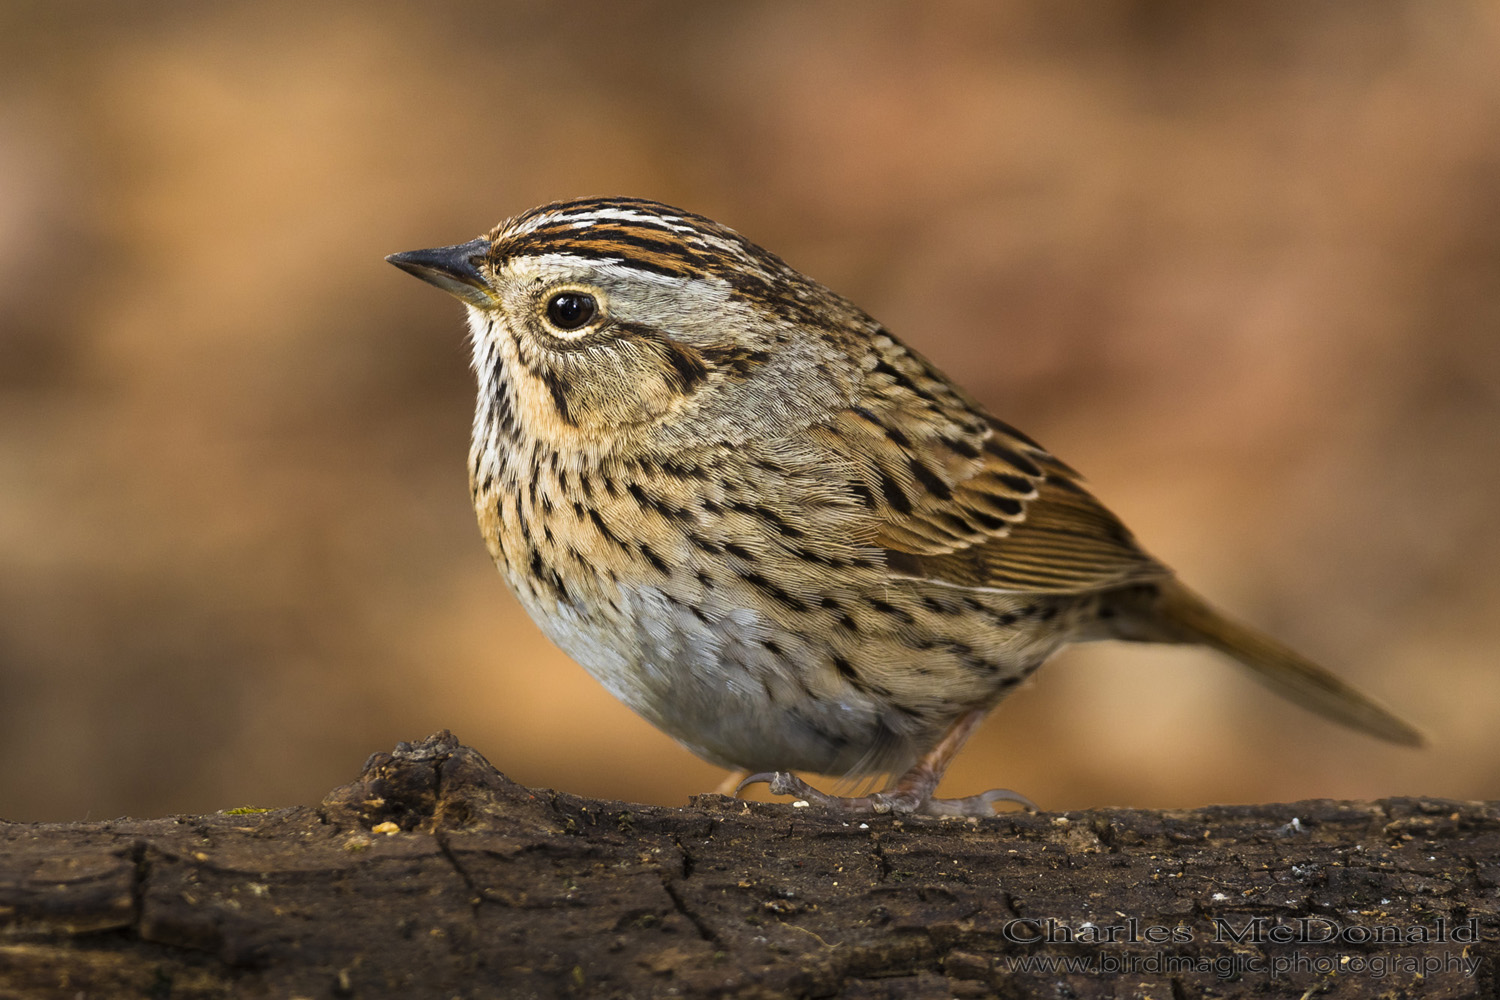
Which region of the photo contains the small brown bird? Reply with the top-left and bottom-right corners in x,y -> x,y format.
388,198 -> 1423,816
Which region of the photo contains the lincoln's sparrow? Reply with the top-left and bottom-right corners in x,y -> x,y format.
388,198 -> 1423,816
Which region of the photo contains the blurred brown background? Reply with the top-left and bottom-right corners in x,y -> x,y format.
1,1 -> 1496,822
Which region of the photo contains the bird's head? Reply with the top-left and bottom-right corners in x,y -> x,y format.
388,198 -> 866,451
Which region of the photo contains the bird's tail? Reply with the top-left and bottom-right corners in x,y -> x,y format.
1122,579 -> 1426,747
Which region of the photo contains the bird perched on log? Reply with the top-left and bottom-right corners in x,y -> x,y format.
388,197 -> 1423,816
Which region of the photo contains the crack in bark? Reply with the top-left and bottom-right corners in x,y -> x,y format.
869,834 -> 891,881
660,872 -> 721,947
127,838 -> 149,933
674,835 -> 696,878
434,831 -> 483,917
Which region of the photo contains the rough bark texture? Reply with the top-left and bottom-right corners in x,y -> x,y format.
1,732 -> 1495,999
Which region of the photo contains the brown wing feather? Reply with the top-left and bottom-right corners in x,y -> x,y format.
837,335 -> 1166,595
888,456 -> 1168,593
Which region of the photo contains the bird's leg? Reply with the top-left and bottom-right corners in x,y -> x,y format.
712,770 -> 748,796
737,709 -> 1037,817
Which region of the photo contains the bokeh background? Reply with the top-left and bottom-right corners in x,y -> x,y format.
2,2 -> 1497,822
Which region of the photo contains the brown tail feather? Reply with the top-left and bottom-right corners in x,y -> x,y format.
1129,580 -> 1426,747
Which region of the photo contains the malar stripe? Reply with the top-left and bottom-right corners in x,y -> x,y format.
538,368 -> 573,425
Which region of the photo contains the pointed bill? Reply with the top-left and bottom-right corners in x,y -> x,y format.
386,238 -> 494,307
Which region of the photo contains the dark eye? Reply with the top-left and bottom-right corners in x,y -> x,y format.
546,292 -> 598,331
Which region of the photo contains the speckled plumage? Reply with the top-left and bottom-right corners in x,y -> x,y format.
389,198 -> 1422,815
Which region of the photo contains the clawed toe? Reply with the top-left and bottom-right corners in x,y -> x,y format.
918,787 -> 1039,817
736,771 -> 837,804
734,771 -> 781,797
735,771 -> 1037,817
870,784 -> 1039,817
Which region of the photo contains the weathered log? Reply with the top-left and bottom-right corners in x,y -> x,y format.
1,732 -> 1494,998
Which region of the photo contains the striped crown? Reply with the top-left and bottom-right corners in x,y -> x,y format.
486,197 -> 811,295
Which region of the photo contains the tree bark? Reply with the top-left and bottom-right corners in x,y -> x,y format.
1,732 -> 1494,999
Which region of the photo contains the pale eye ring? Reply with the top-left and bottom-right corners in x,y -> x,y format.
545,291 -> 598,331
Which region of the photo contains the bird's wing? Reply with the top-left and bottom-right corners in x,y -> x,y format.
823,336 -> 1167,594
